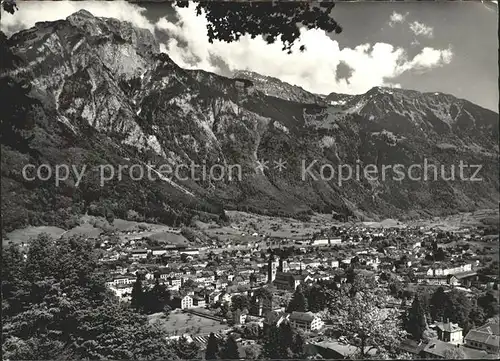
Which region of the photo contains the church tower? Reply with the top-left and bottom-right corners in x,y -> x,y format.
267,254 -> 279,283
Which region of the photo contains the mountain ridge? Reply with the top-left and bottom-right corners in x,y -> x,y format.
1,11 -> 498,233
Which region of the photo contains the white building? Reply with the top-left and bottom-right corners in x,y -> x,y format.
312,239 -> 329,246
109,284 -> 133,301
180,248 -> 200,256
329,238 -> 342,245
289,312 -> 324,332
173,295 -> 193,309
151,249 -> 168,256
105,275 -> 136,287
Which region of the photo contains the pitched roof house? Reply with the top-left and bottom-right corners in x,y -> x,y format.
464,322 -> 500,354
421,340 -> 495,359
434,320 -> 463,344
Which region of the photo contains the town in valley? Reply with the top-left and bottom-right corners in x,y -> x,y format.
5,209 -> 498,359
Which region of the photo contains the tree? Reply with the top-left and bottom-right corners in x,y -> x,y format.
287,286 -> 308,312
277,322 -> 296,358
1,243 -> 27,316
306,284 -> 328,313
105,209 -> 115,224
71,304 -> 177,360
349,271 -> 378,296
1,0 -> 17,22
477,292 -> 499,319
205,332 -> 219,360
326,284 -> 405,358
23,233 -> 58,283
130,275 -> 145,312
444,289 -> 472,329
163,304 -> 172,315
181,278 -> 197,291
405,295 -> 427,340
261,322 -> 306,359
292,331 -> 306,358
419,289 -> 432,318
1,235 -> 178,360
231,294 -> 250,312
175,1 -> 342,53
241,323 -> 260,339
144,278 -> 170,314
434,247 -> 446,261
243,344 -> 260,359
172,336 -> 200,359
220,301 -> 230,317
422,328 -> 438,341
443,347 -> 466,359
262,324 -> 282,359
220,334 -> 240,360
468,304 -> 486,330
430,287 -> 448,322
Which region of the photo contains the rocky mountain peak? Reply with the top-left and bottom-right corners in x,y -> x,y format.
67,8 -> 95,20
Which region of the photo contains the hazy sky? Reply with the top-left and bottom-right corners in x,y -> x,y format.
1,1 -> 498,111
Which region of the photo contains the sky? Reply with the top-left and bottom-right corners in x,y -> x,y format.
1,1 -> 498,112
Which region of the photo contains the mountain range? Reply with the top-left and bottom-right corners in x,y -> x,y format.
1,10 -> 498,233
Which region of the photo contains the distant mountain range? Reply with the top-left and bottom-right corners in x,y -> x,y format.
1,10 -> 498,232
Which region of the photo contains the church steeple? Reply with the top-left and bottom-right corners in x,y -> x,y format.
267,253 -> 278,283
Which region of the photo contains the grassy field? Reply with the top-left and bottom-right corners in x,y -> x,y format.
220,211 -> 338,239
148,310 -> 227,336
361,219 -> 406,228
406,209 -> 499,231
61,223 -> 103,239
4,226 -> 66,245
2,216 -> 185,245
109,218 -> 151,232
149,231 -> 189,246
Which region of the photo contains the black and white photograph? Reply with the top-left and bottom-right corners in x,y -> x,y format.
1,0 -> 499,360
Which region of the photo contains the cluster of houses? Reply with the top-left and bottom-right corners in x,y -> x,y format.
399,320 -> 499,359
96,223 -> 498,358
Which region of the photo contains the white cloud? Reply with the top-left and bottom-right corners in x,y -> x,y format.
157,7 -> 453,95
389,11 -> 408,27
387,12 -> 435,40
0,0 -> 154,35
409,21 -> 434,38
407,47 -> 453,69
1,1 -> 453,96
